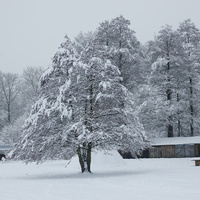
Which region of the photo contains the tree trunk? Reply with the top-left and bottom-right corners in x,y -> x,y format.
87,143 -> 92,173
8,104 -> 11,124
77,70 -> 94,173
77,144 -> 92,173
177,93 -> 181,137
167,118 -> 173,137
77,147 -> 85,173
166,61 -> 173,137
189,77 -> 194,136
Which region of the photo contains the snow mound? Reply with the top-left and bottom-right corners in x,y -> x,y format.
67,151 -> 126,171
92,151 -> 126,168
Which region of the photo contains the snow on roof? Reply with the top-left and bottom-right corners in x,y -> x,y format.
151,136 -> 200,146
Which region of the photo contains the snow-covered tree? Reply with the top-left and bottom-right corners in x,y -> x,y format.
178,19 -> 200,136
73,31 -> 95,55
10,35 -> 77,154
10,35 -> 148,173
142,21 -> 200,138
94,16 -> 140,91
147,25 -> 185,137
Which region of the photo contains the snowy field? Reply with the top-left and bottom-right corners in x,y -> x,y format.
0,152 -> 200,200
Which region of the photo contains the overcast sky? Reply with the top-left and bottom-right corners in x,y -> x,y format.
1,0 -> 200,74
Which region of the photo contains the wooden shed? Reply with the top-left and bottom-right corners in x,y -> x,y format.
150,136 -> 200,158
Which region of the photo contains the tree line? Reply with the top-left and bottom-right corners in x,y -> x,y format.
143,19 -> 200,138
0,67 -> 43,144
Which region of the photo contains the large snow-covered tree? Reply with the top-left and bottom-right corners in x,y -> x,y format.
146,25 -> 185,137
177,19 -> 200,136
10,34 -> 148,173
141,21 -> 200,138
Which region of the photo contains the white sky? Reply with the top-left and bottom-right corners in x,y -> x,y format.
1,0 -> 200,74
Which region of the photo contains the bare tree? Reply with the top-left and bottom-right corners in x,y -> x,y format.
0,71 -> 21,126
20,66 -> 43,104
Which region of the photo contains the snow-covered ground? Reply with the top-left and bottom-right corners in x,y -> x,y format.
0,152 -> 200,200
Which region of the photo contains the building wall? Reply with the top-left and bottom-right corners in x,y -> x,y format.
175,145 -> 195,157
150,144 -> 198,158
195,144 -> 200,156
150,147 -> 162,158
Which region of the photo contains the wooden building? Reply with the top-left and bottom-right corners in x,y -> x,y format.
119,136 -> 200,159
150,136 -> 200,158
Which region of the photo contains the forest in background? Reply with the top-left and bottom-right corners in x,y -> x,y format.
1,16 -> 200,146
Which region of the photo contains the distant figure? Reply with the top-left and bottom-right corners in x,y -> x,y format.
0,154 -> 6,161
